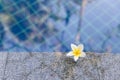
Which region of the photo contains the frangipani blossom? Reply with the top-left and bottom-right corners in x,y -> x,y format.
66,44 -> 86,62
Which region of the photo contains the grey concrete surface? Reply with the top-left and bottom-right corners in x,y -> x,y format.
0,52 -> 120,80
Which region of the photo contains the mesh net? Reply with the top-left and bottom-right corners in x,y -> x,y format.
0,0 -> 120,53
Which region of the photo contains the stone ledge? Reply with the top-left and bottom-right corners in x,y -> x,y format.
0,52 -> 120,80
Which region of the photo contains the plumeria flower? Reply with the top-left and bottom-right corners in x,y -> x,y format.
66,44 -> 86,62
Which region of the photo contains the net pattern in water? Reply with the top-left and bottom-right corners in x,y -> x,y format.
0,0 -> 120,53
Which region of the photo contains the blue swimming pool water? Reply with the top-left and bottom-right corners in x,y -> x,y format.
0,0 -> 120,53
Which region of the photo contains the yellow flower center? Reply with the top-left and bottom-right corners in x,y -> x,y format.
73,48 -> 81,57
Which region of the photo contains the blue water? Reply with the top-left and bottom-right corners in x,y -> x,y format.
0,0 -> 120,53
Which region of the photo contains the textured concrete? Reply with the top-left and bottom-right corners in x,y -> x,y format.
0,52 -> 7,80
0,52 -> 120,80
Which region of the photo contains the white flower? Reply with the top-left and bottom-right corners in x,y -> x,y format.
66,43 -> 86,62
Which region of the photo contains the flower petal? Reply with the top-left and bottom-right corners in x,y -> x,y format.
74,56 -> 79,62
71,44 -> 77,51
66,51 -> 73,56
78,44 -> 84,51
80,52 -> 86,57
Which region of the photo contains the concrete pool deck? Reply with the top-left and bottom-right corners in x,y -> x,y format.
0,52 -> 120,80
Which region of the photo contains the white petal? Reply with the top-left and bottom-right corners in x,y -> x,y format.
74,56 -> 79,62
78,44 -> 84,51
66,52 -> 73,56
80,52 -> 86,57
71,44 -> 77,51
